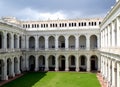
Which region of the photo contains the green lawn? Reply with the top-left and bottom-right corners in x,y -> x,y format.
1,72 -> 101,87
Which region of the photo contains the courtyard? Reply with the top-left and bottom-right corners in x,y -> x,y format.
1,72 -> 101,87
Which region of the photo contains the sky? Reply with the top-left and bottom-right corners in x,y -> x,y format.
0,0 -> 115,20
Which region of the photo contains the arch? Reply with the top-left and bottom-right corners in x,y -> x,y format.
29,36 -> 35,49
48,36 -> 55,49
58,36 -> 65,48
48,55 -> 55,71
19,36 -> 22,49
29,55 -> 35,71
7,33 -> 11,49
79,35 -> 86,49
58,55 -> 65,71
69,35 -> 75,49
0,31 -> 4,49
38,55 -> 45,71
90,55 -> 98,71
0,59 -> 4,80
90,35 -> 97,49
20,56 -> 24,72
7,58 -> 12,78
14,34 -> 17,48
39,36 -> 45,49
68,55 -> 76,71
79,55 -> 87,71
14,57 -> 18,75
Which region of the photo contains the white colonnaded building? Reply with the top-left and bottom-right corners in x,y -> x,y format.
0,0 -> 120,87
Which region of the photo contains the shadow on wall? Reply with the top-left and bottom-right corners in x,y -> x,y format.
1,72 -> 47,87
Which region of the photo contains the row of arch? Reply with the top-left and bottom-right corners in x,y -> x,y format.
0,31 -> 22,49
0,55 -> 98,81
29,35 -> 97,49
28,55 -> 98,71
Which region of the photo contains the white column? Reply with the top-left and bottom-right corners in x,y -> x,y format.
55,55 -> 59,71
17,35 -> 20,49
108,59 -> 111,82
65,35 -> 69,50
108,26 -> 110,47
26,36 -> 29,51
111,60 -> 115,87
116,17 -> 120,47
101,31 -> 103,48
45,55 -> 48,71
3,59 -> 8,80
97,35 -> 100,49
16,57 -> 21,74
86,35 -> 90,50
65,55 -> 69,71
76,55 -> 79,72
45,35 -> 49,50
55,35 -> 59,50
111,22 -> 115,47
22,35 -> 26,49
35,55 -> 39,71
35,35 -> 38,51
25,55 -> 29,71
87,55 -> 90,71
11,33 -> 14,50
117,62 -> 120,87
75,35 -> 79,50
3,31 -> 7,51
11,58 -> 15,77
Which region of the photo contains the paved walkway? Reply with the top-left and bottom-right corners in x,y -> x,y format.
97,73 -> 107,87
0,74 -> 24,86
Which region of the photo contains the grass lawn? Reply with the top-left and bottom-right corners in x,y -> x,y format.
1,72 -> 101,87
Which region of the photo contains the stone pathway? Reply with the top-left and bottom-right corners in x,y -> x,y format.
0,74 -> 24,86
97,73 -> 107,87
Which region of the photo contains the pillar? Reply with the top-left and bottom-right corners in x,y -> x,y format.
45,55 -> 48,71
16,57 -> 21,74
45,35 -> 48,50
35,55 -> 39,71
11,33 -> 14,50
111,60 -> 115,87
75,35 -> 79,50
26,35 -> 29,51
76,55 -> 79,72
35,35 -> 38,51
3,31 -> 7,51
55,35 -> 59,50
116,17 -> 120,47
87,55 -> 90,71
117,62 -> 120,87
65,55 -> 69,71
11,58 -> 15,77
3,59 -> 8,80
86,35 -> 90,50
17,35 -> 20,49
55,55 -> 59,71
65,35 -> 69,50
25,55 -> 29,71
111,22 -> 115,47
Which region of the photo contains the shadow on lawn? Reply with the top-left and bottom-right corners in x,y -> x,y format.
1,72 -> 47,87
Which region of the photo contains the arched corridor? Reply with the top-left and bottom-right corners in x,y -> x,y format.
79,35 -> 86,49
69,55 -> 76,71
90,55 -> 98,71
29,55 -> 35,71
69,35 -> 75,49
7,58 -> 12,78
58,36 -> 65,48
7,33 -> 11,49
38,55 -> 45,71
59,55 -> 65,71
79,55 -> 87,71
39,36 -> 45,49
29,36 -> 35,49
90,35 -> 97,49
48,36 -> 55,49
48,55 -> 55,71
0,59 -> 4,80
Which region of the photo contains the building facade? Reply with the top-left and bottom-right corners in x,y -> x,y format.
0,0 -> 120,87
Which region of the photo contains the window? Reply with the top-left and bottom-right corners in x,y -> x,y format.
84,22 -> 86,26
23,24 -> 25,28
94,22 -> 96,26
32,24 -> 34,28
69,23 -> 71,27
59,23 -> 62,27
41,24 -> 43,28
89,22 -> 91,26
37,24 -> 39,28
50,24 -> 52,27
99,22 -> 101,25
28,24 -> 30,28
26,24 -> 27,28
65,23 -> 67,27
78,22 -> 81,26
46,24 -> 48,27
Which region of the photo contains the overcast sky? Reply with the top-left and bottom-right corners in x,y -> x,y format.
0,0 -> 115,20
